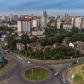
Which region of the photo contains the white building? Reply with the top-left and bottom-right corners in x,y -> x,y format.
17,17 -> 33,35
57,17 -> 61,29
32,29 -> 45,36
32,18 -> 40,28
74,17 -> 82,29
71,17 -> 75,27
81,17 -> 84,29
63,24 -> 73,30
16,43 -> 25,51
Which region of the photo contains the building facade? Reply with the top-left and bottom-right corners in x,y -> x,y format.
41,11 -> 48,28
17,17 -> 33,35
74,17 -> 82,29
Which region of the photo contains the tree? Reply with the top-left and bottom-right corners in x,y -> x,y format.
31,36 -> 38,43
6,34 -> 16,50
71,32 -> 84,42
21,34 -> 31,49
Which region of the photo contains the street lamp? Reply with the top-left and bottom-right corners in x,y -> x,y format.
43,47 -> 46,60
32,68 -> 34,77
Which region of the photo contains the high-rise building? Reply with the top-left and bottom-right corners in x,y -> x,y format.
71,17 -> 75,28
17,17 -> 33,35
81,17 -> 84,29
74,17 -> 82,29
41,11 -> 48,28
32,17 -> 40,29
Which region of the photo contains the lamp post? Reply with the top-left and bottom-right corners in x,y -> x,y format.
43,47 -> 46,60
74,43 -> 78,57
32,68 -> 34,77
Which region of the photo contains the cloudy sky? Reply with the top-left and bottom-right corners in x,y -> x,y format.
0,0 -> 84,15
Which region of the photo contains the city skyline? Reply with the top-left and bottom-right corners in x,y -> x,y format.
0,0 -> 84,15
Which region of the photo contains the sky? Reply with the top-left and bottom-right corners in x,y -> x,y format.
0,0 -> 84,16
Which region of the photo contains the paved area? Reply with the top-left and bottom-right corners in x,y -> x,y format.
1,48 -> 84,84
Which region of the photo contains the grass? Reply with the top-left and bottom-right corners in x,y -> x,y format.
68,64 -> 84,84
25,68 -> 49,81
0,61 -> 15,77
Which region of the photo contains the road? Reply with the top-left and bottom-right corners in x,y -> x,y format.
0,48 -> 84,84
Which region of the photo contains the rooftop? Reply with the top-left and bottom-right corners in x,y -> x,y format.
17,17 -> 33,21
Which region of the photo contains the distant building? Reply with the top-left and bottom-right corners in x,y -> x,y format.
32,29 -> 45,37
16,43 -> 25,51
74,17 -> 82,29
17,17 -> 33,35
32,17 -> 40,29
81,17 -> 84,29
63,23 -> 73,31
71,17 -> 75,28
41,11 -> 48,28
57,16 -> 61,29
51,20 -> 57,28
29,43 -> 42,52
73,41 -> 84,54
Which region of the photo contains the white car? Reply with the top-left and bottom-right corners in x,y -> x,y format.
54,72 -> 59,76
76,60 -> 79,63
27,61 -> 31,64
63,80 -> 69,84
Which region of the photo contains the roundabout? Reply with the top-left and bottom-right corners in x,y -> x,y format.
1,48 -> 84,84
24,66 -> 50,82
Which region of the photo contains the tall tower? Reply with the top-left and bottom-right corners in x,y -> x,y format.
41,11 -> 48,28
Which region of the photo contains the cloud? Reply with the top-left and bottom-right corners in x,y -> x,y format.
0,0 -> 84,15
0,0 -> 84,10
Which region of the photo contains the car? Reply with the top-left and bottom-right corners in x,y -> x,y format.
27,61 -> 31,64
76,59 -> 79,63
63,80 -> 69,84
54,72 -> 59,76
73,60 -> 79,64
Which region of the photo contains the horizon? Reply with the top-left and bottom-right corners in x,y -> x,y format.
1,9 -> 84,16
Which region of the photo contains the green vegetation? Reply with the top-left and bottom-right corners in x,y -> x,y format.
68,64 -> 84,84
0,26 -> 14,37
73,74 -> 83,83
25,67 -> 49,81
6,34 -> 16,50
5,28 -> 84,60
15,45 -> 82,60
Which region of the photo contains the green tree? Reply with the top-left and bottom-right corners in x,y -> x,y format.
21,34 -> 31,49
6,34 -> 16,50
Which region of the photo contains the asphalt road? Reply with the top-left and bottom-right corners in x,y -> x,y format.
0,48 -> 83,84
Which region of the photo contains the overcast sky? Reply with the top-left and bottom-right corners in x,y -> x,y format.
0,0 -> 84,16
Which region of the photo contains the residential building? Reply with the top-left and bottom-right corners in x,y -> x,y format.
16,43 -> 25,51
74,17 -> 82,29
32,17 -> 40,29
71,17 -> 75,28
81,17 -> 84,29
17,17 -> 33,35
32,29 -> 45,37
63,23 -> 73,30
57,16 -> 61,29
